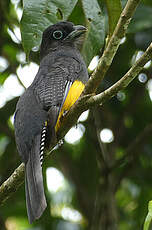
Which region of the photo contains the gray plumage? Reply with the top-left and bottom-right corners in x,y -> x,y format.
14,21 -> 88,223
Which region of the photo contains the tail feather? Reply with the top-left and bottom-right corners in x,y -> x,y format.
25,134 -> 47,224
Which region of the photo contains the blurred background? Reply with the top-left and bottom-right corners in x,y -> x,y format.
0,0 -> 152,229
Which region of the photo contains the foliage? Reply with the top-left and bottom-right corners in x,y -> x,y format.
0,0 -> 152,230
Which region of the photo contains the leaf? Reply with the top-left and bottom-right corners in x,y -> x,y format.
81,0 -> 105,66
21,0 -> 78,56
105,0 -> 122,37
0,72 -> 9,85
68,0 -> 85,26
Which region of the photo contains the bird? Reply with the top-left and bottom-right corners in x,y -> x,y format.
14,21 -> 88,224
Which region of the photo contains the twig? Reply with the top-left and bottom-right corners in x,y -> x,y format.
16,72 -> 26,90
93,109 -> 109,169
83,0 -> 141,94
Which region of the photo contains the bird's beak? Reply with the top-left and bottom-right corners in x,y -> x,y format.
64,25 -> 87,40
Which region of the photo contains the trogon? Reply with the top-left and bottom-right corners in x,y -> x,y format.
14,21 -> 88,223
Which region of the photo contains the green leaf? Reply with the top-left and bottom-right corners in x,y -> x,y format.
81,0 -> 105,66
68,0 -> 85,26
0,72 -> 9,85
105,0 -> 122,37
21,0 -> 78,56
143,201 -> 152,230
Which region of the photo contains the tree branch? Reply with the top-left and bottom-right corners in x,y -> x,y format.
0,163 -> 24,205
93,108 -> 110,169
83,0 -> 141,94
86,42 -> 152,107
58,42 -> 152,141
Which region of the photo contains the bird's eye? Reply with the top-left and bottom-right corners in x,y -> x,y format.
52,30 -> 63,40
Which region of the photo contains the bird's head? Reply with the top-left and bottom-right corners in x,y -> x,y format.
40,21 -> 87,58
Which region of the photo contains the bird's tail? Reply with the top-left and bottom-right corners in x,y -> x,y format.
25,134 -> 47,224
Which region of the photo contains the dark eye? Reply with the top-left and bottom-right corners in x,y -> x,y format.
52,30 -> 63,40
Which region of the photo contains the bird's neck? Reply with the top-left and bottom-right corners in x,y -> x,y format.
40,42 -> 77,60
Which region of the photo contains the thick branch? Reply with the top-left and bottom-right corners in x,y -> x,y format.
84,0 -> 141,94
86,42 -> 152,107
0,163 -> 24,205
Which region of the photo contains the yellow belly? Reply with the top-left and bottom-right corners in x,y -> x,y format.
55,80 -> 85,131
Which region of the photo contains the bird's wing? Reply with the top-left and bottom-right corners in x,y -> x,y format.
55,79 -> 85,131
33,55 -> 85,132
14,88 -> 47,163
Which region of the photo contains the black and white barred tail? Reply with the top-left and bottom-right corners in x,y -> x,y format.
39,122 -> 47,166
